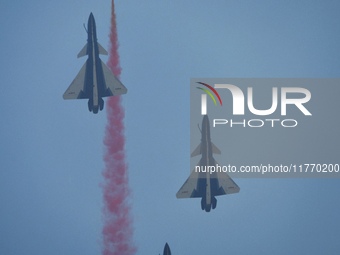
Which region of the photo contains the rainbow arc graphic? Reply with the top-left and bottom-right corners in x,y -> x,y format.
196,82 -> 223,115
196,82 -> 223,106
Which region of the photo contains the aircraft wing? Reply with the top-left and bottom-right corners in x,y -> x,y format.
63,62 -> 87,99
214,162 -> 240,195
176,168 -> 200,198
101,60 -> 127,96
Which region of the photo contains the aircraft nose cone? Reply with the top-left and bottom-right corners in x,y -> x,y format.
88,12 -> 95,23
163,243 -> 171,255
88,12 -> 96,29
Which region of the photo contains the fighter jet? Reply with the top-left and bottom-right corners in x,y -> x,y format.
63,13 -> 127,113
162,243 -> 171,255
176,115 -> 240,212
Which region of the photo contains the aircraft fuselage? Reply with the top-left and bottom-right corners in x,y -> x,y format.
198,115 -> 217,212
85,13 -> 105,113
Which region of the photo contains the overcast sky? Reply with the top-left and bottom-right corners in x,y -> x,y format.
1,1 -> 340,255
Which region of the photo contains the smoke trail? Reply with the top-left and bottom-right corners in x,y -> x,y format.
102,1 -> 136,255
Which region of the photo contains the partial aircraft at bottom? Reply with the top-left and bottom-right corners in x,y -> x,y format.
162,243 -> 171,255
63,13 -> 127,114
176,115 -> 240,212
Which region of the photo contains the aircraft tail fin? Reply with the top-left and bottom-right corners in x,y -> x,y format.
211,142 -> 221,154
191,142 -> 221,157
77,43 -> 88,58
191,144 -> 201,157
77,42 -> 107,57
98,42 -> 108,55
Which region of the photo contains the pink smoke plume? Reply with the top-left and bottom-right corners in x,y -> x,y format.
102,1 -> 136,255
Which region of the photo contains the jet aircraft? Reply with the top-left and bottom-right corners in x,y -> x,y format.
63,13 -> 127,113
162,243 -> 171,255
176,115 -> 240,212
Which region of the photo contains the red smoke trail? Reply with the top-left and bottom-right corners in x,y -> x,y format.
102,1 -> 136,255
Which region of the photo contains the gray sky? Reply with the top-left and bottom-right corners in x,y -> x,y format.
1,1 -> 340,255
